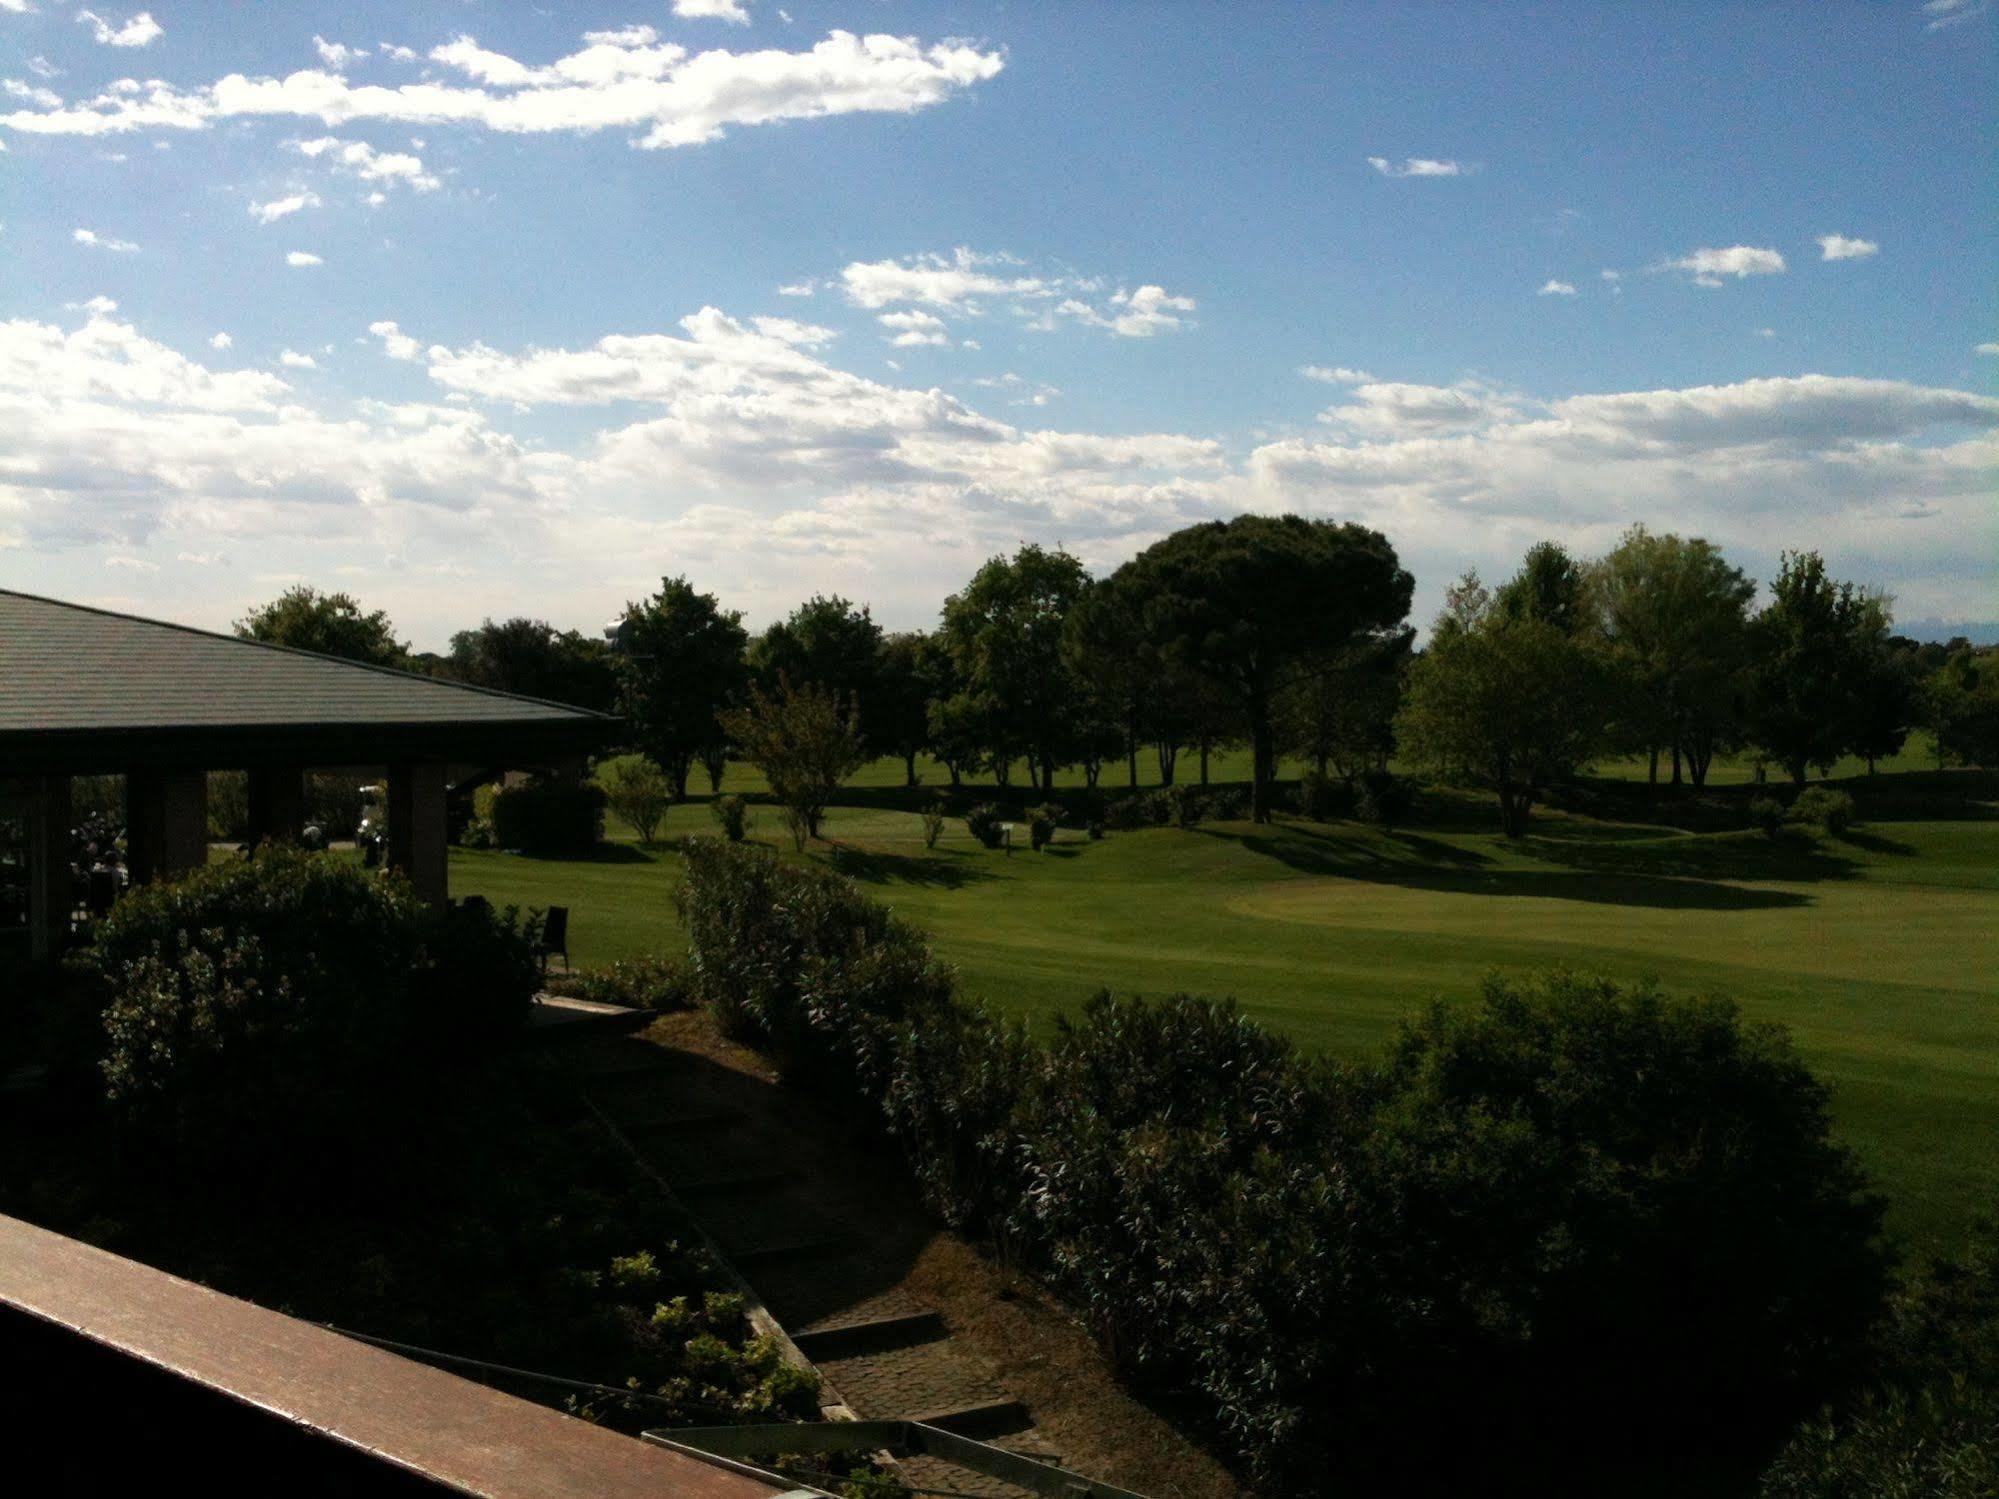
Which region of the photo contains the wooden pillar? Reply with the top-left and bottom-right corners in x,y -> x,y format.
127,770 -> 207,885
246,767 -> 306,847
386,762 -> 448,908
27,776 -> 71,961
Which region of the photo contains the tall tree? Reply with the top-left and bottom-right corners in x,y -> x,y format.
1115,515 -> 1413,822
1495,540 -> 1589,635
751,595 -> 885,741
1745,552 -> 1872,785
615,577 -> 748,800
236,586 -> 407,668
939,544 -> 1091,791
1281,629 -> 1413,781
1591,528 -> 1755,789
1845,613 -> 1920,775
874,631 -> 935,787
444,616 -> 619,712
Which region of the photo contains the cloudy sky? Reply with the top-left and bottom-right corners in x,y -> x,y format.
3,1 -> 1993,647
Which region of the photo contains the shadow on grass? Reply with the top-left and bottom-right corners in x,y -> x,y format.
505,840 -> 658,865
825,844 -> 997,890
1528,830 -> 1862,885
1837,829 -> 1919,857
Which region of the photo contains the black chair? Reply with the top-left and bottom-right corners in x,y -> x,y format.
536,906 -> 570,979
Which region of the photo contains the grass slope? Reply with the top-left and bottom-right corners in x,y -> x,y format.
455,767 -> 1997,1246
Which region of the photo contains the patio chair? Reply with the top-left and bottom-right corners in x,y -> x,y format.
536,906 -> 570,979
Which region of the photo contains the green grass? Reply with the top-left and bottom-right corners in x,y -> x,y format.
454,763 -> 1998,1248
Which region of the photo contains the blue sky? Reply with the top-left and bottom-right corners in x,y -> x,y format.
2,0 -> 1993,646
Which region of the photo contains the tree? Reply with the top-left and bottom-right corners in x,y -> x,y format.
1115,515 -> 1413,822
1494,540 -> 1589,635
595,753 -> 672,845
236,586 -> 407,668
1280,629 -> 1413,781
1398,570 -> 1612,836
719,676 -> 866,849
751,595 -> 886,744
615,577 -> 748,801
1745,552 -> 1873,785
444,616 -> 619,712
940,545 -> 1091,792
1592,527 -> 1755,789
875,632 -> 936,787
1846,619 -> 1921,775
1927,647 -> 1999,768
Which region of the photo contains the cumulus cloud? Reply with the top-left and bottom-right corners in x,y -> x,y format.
1318,381 -> 1522,438
312,37 -> 368,70
673,0 -> 751,23
1367,156 -> 1463,178
249,190 -> 320,224
1300,365 -> 1373,385
878,310 -> 948,346
368,320 -> 422,361
1055,284 -> 1197,337
1818,233 -> 1879,261
209,332 -> 232,350
0,28 -> 1004,151
1538,279 -> 1578,296
285,250 -> 322,267
1661,245 -> 1787,286
279,350 -> 317,369
293,135 -> 438,191
76,9 -> 160,48
840,249 -> 1194,337
4,78 -> 63,108
73,226 -> 138,252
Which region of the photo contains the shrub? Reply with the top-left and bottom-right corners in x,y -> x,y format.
459,816 -> 496,850
565,953 -> 694,1012
964,802 -> 1006,849
1166,783 -> 1202,828
1204,786 -> 1250,821
1026,802 -> 1062,851
490,777 -> 605,856
1099,794 -> 1152,832
920,796 -> 948,850
1293,770 -> 1355,821
1354,769 -> 1409,827
1789,785 -> 1856,835
1750,794 -> 1788,840
717,676 -> 865,851
595,753 -> 673,844
1087,819 -> 1105,840
710,793 -> 750,842
206,770 -> 249,841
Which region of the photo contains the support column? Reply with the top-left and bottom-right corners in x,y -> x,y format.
126,770 -> 208,886
246,767 -> 306,848
27,775 -> 71,961
386,762 -> 448,909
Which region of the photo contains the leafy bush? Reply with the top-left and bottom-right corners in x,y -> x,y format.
1291,769 -> 1354,821
459,816 -> 496,850
595,753 -> 673,844
1789,785 -> 1857,835
564,953 -> 694,1011
1026,802 -> 1062,851
1354,769 -> 1410,827
206,770 -> 249,841
1204,786 -> 1250,820
920,795 -> 948,849
490,777 -> 605,856
1750,794 -> 1789,839
1166,783 -> 1202,828
964,802 -> 1006,849
710,793 -> 750,842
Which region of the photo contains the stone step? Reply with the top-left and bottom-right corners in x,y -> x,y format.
791,1310 -> 947,1362
907,1397 -> 1034,1442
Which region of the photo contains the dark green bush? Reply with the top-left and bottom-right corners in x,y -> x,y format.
1026,802 -> 1062,851
1354,769 -> 1410,827
490,777 -> 605,855
565,953 -> 694,1011
1166,783 -> 1201,828
1751,794 -> 1789,839
710,793 -> 750,842
964,802 -> 1006,849
1203,786 -> 1250,820
1292,770 -> 1356,821
1790,785 -> 1857,835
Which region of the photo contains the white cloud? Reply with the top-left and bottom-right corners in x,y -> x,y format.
1923,0 -> 1989,31
1661,245 -> 1786,286
5,78 -> 63,108
209,332 -> 232,350
1538,279 -> 1578,296
279,350 -> 317,369
249,190 -> 320,224
1318,381 -> 1521,438
841,247 -> 1047,309
673,0 -> 751,23
285,250 -> 322,267
1,1 -> 39,15
369,320 -> 422,361
0,308 -> 290,410
1977,342 -> 1999,356
879,309 -> 948,346
1367,156 -> 1464,178
777,281 -> 816,297
379,43 -> 418,63
1818,233 -> 1879,261
0,29 -> 1004,151
1301,365 -> 1372,384
73,226 -> 138,252
75,9 -> 160,47
1056,284 -> 1196,338
293,135 -> 439,192
312,37 -> 368,70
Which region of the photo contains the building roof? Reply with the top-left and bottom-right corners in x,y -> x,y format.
0,590 -> 613,774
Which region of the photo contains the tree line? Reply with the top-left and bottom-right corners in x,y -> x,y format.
236,515 -> 1999,836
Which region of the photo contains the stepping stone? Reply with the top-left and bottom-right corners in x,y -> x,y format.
907,1397 -> 1033,1442
792,1309 -> 947,1362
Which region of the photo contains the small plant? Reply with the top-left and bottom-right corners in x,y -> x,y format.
1168,783 -> 1202,828
920,795 -> 948,850
459,816 -> 496,850
567,953 -> 693,1011
1205,787 -> 1250,821
711,793 -> 750,842
965,802 -> 1006,849
1087,819 -> 1105,840
1026,802 -> 1062,851
1749,795 -> 1788,840
595,753 -> 674,845
1789,786 -> 1856,836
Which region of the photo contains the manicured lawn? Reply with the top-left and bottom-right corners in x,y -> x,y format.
455,764 -> 1997,1247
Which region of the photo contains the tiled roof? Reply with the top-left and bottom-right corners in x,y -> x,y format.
0,589 -> 604,734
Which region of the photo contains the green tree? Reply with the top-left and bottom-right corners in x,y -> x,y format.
1494,539 -> 1589,634
1591,527 -> 1755,789
615,577 -> 748,801
874,631 -> 935,787
594,753 -> 673,844
1928,646 -> 1999,767
1746,552 -> 1874,785
939,544 -> 1091,792
1846,621 -> 1922,775
444,616 -> 619,712
1280,629 -> 1413,782
236,585 -> 407,668
751,595 -> 885,738
1116,515 -> 1413,822
719,676 -> 866,849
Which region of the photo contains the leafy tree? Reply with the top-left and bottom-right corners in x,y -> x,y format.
1746,552 -> 1874,785
1591,527 -> 1755,789
719,676 -> 866,849
1281,629 -> 1413,782
1846,622 -> 1922,775
875,631 -> 936,787
940,545 -> 1091,792
1399,570 -> 1611,836
236,585 -> 407,668
1494,540 -> 1589,634
1927,646 -> 1999,767
751,595 -> 886,743
615,577 -> 748,800
926,689 -> 994,789
444,616 -> 619,712
595,753 -> 673,844
1115,515 -> 1413,822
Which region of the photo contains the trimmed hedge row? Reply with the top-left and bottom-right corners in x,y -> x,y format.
674,838 -> 1889,1490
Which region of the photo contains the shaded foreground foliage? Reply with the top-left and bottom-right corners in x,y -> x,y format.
676,837 -> 1893,1491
